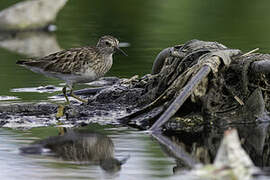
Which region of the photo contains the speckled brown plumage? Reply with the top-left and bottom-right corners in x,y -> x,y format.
16,35 -> 127,104
22,47 -> 103,74
17,35 -> 125,86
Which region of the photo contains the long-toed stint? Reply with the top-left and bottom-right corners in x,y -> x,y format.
16,35 -> 127,117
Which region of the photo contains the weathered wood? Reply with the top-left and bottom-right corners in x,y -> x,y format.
152,47 -> 173,74
150,65 -> 212,131
251,60 -> 270,74
151,132 -> 200,168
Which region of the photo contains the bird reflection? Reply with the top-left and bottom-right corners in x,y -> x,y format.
20,129 -> 128,173
0,31 -> 61,57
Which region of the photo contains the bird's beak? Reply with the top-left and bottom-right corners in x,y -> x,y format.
115,46 -> 128,56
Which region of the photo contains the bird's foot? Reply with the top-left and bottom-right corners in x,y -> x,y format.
55,104 -> 67,135
56,104 -> 65,119
57,126 -> 66,136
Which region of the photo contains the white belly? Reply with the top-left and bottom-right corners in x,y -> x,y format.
24,65 -> 98,87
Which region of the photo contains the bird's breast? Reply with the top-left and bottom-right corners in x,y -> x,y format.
89,55 -> 113,78
81,68 -> 98,80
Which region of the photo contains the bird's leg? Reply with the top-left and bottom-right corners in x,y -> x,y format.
62,86 -> 70,104
70,88 -> 88,103
55,86 -> 69,119
57,126 -> 67,136
56,104 -> 65,119
55,104 -> 66,134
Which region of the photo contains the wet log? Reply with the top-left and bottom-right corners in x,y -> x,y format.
251,60 -> 270,74
150,65 -> 212,131
120,40 -> 270,131
151,47 -> 173,75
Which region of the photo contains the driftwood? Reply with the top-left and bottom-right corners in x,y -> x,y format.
119,39 -> 270,131
1,39 -> 270,131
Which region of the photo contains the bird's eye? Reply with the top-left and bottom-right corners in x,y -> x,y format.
105,41 -> 111,46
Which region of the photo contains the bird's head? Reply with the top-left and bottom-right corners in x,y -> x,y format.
97,35 -> 127,56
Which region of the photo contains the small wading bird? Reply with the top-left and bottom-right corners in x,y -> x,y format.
17,35 -> 127,117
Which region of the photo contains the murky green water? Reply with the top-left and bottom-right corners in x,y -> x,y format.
1,0 -> 270,179
0,126 -> 176,180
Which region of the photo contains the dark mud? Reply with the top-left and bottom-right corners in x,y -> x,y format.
0,80 -> 145,129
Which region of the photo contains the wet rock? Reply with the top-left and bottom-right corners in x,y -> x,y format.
94,84 -> 145,105
0,103 -> 57,115
0,103 -> 57,128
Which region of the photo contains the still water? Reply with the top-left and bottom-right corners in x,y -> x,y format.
1,0 -> 270,179
0,125 -> 175,180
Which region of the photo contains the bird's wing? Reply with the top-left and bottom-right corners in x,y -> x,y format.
19,47 -> 101,74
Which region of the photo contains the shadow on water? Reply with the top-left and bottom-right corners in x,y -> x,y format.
19,128 -> 129,174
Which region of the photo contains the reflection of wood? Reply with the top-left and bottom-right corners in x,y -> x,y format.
191,129 -> 258,180
0,0 -> 67,31
152,132 -> 200,168
157,128 -> 267,179
0,31 -> 61,57
159,124 -> 270,170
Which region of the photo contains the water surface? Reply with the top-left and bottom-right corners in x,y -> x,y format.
0,126 -> 175,180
